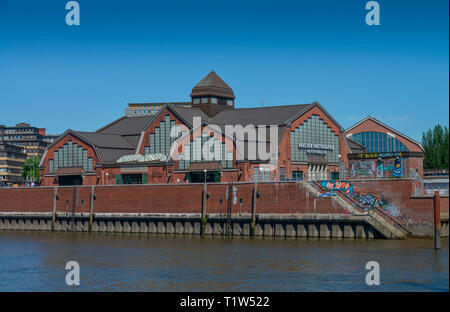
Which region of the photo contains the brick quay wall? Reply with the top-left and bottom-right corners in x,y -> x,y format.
0,182 -> 447,238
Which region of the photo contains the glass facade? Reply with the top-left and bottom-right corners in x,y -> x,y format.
347,131 -> 408,153
146,115 -> 181,155
290,115 -> 340,163
178,133 -> 233,170
48,140 -> 93,173
254,167 -> 271,182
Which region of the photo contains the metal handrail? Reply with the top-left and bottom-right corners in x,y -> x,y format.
312,181 -> 410,234
336,187 -> 411,234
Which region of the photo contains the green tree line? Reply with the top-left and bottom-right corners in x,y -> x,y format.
22,156 -> 40,182
422,124 -> 449,169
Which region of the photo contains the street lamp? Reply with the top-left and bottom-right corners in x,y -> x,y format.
204,169 -> 207,183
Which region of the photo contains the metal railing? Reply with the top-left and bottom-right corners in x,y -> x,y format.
311,181 -> 411,234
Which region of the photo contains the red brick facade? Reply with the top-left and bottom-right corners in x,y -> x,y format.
345,117 -> 424,178
38,74 -> 423,186
0,183 -> 347,215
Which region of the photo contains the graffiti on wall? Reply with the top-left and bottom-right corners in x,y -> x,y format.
321,181 -> 358,195
351,160 -> 376,177
321,180 -> 402,217
350,158 -> 406,179
358,194 -> 377,207
392,158 -> 402,178
376,160 -> 384,178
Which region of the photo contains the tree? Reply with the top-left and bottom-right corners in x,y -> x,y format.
22,157 -> 40,183
422,124 -> 449,169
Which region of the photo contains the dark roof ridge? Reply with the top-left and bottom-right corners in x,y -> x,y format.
96,115 -> 128,133
346,137 -> 366,149
232,103 -> 312,110
77,131 -> 124,136
128,101 -> 191,105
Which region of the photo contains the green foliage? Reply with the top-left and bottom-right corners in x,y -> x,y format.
422,124 -> 449,169
22,157 -> 40,182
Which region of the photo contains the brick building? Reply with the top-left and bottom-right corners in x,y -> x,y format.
39,71 -> 423,186
345,117 -> 424,179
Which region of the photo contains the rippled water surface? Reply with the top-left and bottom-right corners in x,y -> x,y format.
0,231 -> 448,291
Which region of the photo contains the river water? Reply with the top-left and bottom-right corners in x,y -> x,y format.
0,231 -> 448,292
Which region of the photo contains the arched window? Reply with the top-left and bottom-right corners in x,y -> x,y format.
348,131 -> 408,153
290,115 -> 340,163
146,115 -> 182,155
48,140 -> 93,173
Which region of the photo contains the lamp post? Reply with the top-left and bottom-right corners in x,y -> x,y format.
30,161 -> 34,184
203,169 -> 207,183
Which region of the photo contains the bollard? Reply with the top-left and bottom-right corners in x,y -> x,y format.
251,182 -> 258,236
89,185 -> 95,232
201,183 -> 207,235
434,191 -> 441,250
51,187 -> 58,231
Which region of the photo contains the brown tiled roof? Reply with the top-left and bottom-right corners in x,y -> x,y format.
190,70 -> 235,99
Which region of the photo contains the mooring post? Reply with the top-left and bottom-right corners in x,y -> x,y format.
434,190 -> 441,250
201,182 -> 207,235
51,186 -> 58,231
89,185 -> 95,232
251,182 -> 258,236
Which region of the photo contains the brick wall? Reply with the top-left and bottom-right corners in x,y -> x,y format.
0,183 -> 347,215
0,187 -> 54,212
350,179 -> 449,224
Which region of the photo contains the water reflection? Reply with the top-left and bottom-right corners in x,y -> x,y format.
0,231 -> 448,292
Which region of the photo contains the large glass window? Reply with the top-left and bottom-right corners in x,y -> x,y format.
348,131 -> 408,153
290,115 -> 340,163
177,135 -> 233,170
145,115 -> 183,156
48,140 -> 92,173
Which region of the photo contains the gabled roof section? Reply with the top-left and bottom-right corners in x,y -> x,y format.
44,129 -> 94,151
346,137 -> 367,154
345,116 -> 423,151
42,129 -> 137,165
75,132 -> 135,149
170,106 -> 210,127
74,131 -> 136,163
212,104 -> 313,127
285,102 -> 345,132
96,115 -> 153,135
190,70 -> 236,99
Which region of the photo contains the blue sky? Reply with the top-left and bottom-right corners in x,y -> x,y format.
0,0 -> 448,141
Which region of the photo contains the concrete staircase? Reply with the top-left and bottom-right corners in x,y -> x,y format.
299,181 -> 408,239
